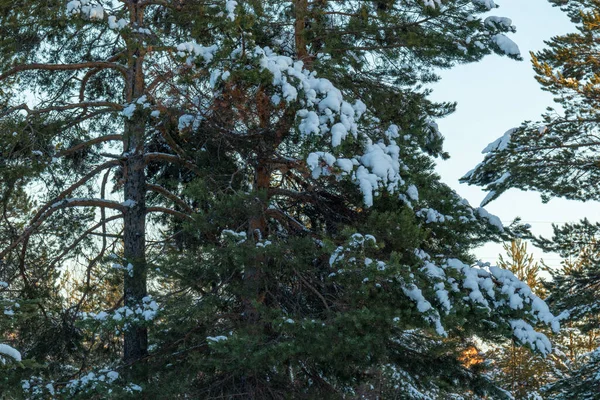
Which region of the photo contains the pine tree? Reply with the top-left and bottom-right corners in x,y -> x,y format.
133,2 -> 555,398
462,0 -> 600,205
486,240 -> 558,399
534,219 -> 600,399
0,1 -> 561,398
0,0 -> 222,382
461,0 -> 600,396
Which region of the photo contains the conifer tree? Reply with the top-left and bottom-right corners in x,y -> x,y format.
0,0 -> 561,398
486,240 -> 558,399
133,2 -> 556,398
462,1 -> 600,395
535,219 -> 600,399
0,0 -> 222,379
462,0 -> 600,205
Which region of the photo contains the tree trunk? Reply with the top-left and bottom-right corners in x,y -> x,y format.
294,0 -> 311,67
123,1 -> 148,366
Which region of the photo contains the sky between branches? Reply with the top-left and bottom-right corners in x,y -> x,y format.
431,0 -> 600,267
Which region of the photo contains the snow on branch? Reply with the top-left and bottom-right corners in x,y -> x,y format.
328,234 -> 560,355
0,343 -> 21,362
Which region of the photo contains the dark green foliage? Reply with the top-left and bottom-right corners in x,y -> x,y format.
534,220 -> 600,399
0,1 -> 550,398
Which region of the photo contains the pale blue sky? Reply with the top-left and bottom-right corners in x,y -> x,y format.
431,0 -> 598,266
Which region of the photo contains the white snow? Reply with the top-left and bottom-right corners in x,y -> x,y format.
121,199 -> 136,208
406,184 -> 419,201
108,16 -> 128,30
482,128 -> 516,153
472,0 -> 497,9
0,343 -> 21,362
484,16 -> 514,31
510,319 -> 552,355
492,34 -> 521,57
225,1 -> 238,21
307,152 -> 336,179
403,285 -> 432,313
330,123 -> 348,147
207,336 -> 228,342
106,371 -> 119,383
122,103 -> 136,119
335,158 -> 354,173
176,42 -> 219,64
476,207 -> 504,231
417,208 -> 446,224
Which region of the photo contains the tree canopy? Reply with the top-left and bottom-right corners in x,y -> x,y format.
0,1 -> 561,398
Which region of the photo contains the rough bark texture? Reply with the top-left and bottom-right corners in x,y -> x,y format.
123,0 -> 148,365
294,0 -> 311,68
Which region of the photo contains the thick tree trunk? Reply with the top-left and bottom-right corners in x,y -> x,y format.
123,1 -> 148,365
123,143 -> 147,365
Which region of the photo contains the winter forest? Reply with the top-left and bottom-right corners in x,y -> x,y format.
2,0 -> 600,398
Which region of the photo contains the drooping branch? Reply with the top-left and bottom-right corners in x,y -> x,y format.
0,198 -> 126,261
0,102 -> 121,119
0,161 -> 121,260
48,214 -> 124,270
33,102 -> 123,114
33,160 -> 121,224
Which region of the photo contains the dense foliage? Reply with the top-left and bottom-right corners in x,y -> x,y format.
0,1 -> 562,399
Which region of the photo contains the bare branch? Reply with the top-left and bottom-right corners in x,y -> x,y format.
144,152 -> 200,175
56,135 -> 124,158
147,184 -> 194,214
0,62 -> 127,81
146,206 -> 193,221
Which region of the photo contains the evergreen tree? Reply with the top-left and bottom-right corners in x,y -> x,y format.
462,1 -> 600,396
0,0 -> 561,398
135,2 -> 555,398
486,240 -> 559,399
0,0 -> 224,382
462,0 -> 600,205
535,219 -> 600,399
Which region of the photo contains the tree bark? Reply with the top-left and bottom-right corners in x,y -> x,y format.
123,0 -> 148,366
294,0 -> 310,67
